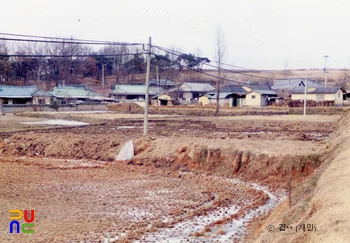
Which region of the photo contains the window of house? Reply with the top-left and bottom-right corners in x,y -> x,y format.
38,99 -> 45,105
252,95 -> 256,99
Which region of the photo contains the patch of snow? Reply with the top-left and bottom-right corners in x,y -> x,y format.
21,119 -> 88,126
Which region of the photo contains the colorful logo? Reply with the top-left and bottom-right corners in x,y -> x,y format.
9,210 -> 35,234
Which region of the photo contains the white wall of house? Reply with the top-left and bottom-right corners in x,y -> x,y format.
246,92 -> 264,107
209,98 -> 230,107
325,90 -> 343,105
292,90 -> 343,105
198,96 -> 209,105
183,92 -> 193,100
292,94 -> 317,101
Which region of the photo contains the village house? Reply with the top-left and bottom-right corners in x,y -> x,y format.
245,90 -> 278,107
290,87 -> 345,106
271,78 -> 324,99
169,82 -> 215,104
0,85 -> 52,105
199,85 -> 247,107
110,84 -> 162,100
110,84 -> 163,107
49,85 -> 112,104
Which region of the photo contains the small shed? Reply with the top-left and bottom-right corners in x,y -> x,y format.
153,94 -> 174,106
246,90 -> 277,107
175,82 -> 215,100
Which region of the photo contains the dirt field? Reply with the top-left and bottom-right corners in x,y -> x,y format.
0,111 -> 343,242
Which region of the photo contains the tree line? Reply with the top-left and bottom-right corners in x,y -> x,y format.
0,40 -> 210,87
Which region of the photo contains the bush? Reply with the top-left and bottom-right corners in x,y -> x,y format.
49,101 -> 61,111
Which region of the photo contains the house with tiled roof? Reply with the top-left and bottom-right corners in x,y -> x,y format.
199,85 -> 247,107
49,85 -> 113,104
110,84 -> 162,100
290,87 -> 344,106
0,85 -> 52,105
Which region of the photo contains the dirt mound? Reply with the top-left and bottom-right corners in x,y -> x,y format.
106,102 -> 144,113
0,132 -> 129,161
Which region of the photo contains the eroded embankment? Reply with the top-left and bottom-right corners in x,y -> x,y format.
248,114 -> 350,243
0,132 -> 326,187
131,137 -> 328,189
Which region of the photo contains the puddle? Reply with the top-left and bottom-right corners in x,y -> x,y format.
21,119 -> 88,126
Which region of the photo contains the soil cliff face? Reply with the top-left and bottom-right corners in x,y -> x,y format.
132,138 -> 326,188
251,114 -> 350,243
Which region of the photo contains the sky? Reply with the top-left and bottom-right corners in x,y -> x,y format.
1,0 -> 350,70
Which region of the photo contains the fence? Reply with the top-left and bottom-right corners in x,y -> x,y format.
1,103 -> 107,113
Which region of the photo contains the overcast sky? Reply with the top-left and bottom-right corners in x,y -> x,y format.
2,0 -> 350,70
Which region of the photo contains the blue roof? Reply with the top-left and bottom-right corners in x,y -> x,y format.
0,85 -> 39,98
291,87 -> 342,94
272,78 -> 324,90
49,86 -> 103,98
220,85 -> 247,94
249,90 -> 277,95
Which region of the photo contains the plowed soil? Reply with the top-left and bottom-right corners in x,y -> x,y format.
0,112 -> 341,242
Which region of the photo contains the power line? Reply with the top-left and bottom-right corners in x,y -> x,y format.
153,45 -> 274,79
0,53 -> 142,58
154,45 -> 254,70
154,45 -> 296,78
154,54 -> 247,85
0,32 -> 137,44
0,37 -> 144,46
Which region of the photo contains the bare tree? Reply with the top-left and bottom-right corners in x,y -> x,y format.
215,25 -> 226,115
338,68 -> 350,88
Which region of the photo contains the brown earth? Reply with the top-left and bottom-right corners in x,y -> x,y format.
250,113 -> 350,243
0,111 -> 345,242
106,103 -> 144,114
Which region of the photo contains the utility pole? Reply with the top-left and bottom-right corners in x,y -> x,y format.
215,67 -> 220,115
143,37 -> 151,136
303,77 -> 307,116
102,64 -> 106,89
324,55 -> 329,87
156,65 -> 159,106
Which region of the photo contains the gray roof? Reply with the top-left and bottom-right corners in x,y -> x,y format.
179,82 -> 215,92
148,79 -> 176,87
206,92 -> 238,99
291,87 -> 343,94
246,85 -> 271,91
220,85 -> 247,94
249,90 -> 277,95
272,78 -> 324,90
0,85 -> 40,98
111,84 -> 162,96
